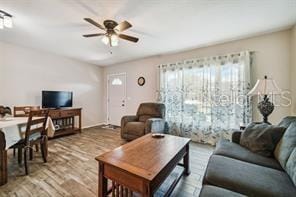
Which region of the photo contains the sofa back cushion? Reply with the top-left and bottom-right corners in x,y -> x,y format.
274,122 -> 296,170
286,147 -> 296,186
240,123 -> 285,157
137,103 -> 165,122
278,116 -> 296,128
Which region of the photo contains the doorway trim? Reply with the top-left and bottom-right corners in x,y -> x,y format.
106,72 -> 127,125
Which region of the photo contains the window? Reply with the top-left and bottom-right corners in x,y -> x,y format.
158,51 -> 252,145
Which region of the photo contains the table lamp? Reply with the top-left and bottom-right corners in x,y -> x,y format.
248,76 -> 281,124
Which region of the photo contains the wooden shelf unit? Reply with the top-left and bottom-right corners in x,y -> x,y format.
48,108 -> 82,138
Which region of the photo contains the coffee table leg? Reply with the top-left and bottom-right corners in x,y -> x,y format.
143,182 -> 153,197
0,131 -> 8,186
184,143 -> 190,175
98,162 -> 108,197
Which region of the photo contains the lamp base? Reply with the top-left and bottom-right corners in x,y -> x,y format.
257,95 -> 274,124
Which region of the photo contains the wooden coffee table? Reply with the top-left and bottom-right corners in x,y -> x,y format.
95,133 -> 191,197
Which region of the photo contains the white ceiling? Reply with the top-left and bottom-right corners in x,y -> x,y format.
0,0 -> 296,66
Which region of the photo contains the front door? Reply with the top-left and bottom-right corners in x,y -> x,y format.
107,73 -> 126,126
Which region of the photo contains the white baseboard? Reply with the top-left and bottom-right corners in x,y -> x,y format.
82,122 -> 107,129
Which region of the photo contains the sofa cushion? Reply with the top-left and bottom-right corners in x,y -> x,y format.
278,116 -> 296,128
125,122 -> 145,136
199,185 -> 246,197
203,155 -> 296,197
274,122 -> 296,170
240,123 -> 285,157
286,147 -> 296,186
214,139 -> 283,170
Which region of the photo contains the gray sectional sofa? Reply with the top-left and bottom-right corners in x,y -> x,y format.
199,116 -> 296,197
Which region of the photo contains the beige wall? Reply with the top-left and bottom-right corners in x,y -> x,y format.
103,30 -> 293,124
0,41 -> 105,127
291,25 -> 296,115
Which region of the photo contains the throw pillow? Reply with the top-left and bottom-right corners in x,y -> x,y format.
240,123 -> 286,157
286,147 -> 296,186
274,122 -> 296,169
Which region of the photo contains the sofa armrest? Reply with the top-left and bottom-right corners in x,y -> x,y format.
145,118 -> 166,134
121,115 -> 138,128
232,130 -> 242,144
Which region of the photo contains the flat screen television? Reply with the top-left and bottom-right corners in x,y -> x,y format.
42,91 -> 73,108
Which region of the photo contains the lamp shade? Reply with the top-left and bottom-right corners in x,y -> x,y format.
248,76 -> 281,96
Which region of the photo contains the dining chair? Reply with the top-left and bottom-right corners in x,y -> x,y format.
13,106 -> 41,155
0,106 -> 12,117
10,109 -> 49,175
13,106 -> 41,117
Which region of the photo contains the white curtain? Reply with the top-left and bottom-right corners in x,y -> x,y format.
158,51 -> 252,145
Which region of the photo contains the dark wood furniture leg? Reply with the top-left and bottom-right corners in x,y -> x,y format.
24,147 -> 29,175
17,148 -> 22,164
98,162 -> 107,197
79,111 -> 82,133
143,182 -> 153,197
0,131 -> 7,186
41,136 -> 48,163
184,143 -> 190,175
29,148 -> 33,160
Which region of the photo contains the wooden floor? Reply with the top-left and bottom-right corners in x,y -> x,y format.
0,126 -> 213,197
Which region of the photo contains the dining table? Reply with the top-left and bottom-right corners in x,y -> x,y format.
0,116 -> 55,186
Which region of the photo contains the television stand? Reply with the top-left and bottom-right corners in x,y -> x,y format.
48,108 -> 82,138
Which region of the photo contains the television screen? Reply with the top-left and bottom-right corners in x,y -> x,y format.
42,91 -> 73,108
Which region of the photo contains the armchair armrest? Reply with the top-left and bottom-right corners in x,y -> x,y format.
145,118 -> 166,134
121,115 -> 138,128
232,130 -> 242,144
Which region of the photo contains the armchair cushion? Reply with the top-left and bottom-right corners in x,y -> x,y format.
139,115 -> 152,122
124,122 -> 145,136
121,115 -> 138,127
137,103 -> 165,122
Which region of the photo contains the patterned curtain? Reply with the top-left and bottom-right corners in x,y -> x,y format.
158,51 -> 252,145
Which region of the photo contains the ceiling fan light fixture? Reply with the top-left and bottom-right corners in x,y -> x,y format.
0,17 -> 3,29
110,34 -> 119,46
3,15 -> 12,28
83,18 -> 138,47
101,35 -> 109,45
0,10 -> 13,30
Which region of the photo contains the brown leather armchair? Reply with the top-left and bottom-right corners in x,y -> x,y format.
121,102 -> 166,141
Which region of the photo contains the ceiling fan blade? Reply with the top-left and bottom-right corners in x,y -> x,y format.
83,33 -> 105,37
84,18 -> 105,30
115,21 -> 132,32
119,34 -> 139,43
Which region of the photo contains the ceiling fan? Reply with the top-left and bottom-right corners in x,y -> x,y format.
83,18 -> 139,47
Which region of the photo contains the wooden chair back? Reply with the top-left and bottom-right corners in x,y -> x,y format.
25,109 -> 49,145
0,106 -> 12,116
14,106 -> 41,117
